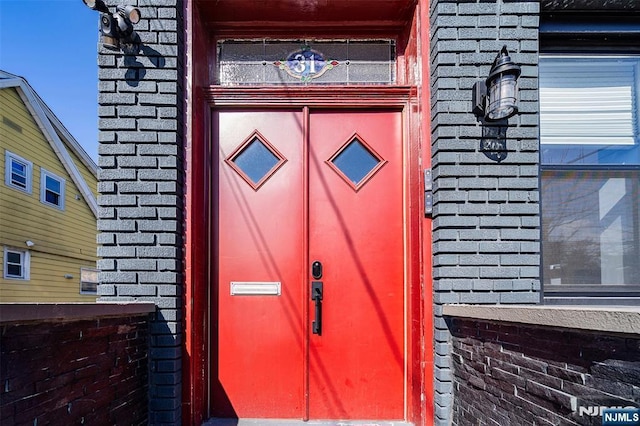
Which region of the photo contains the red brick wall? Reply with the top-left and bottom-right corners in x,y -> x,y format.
1,315 -> 149,425
449,318 -> 640,426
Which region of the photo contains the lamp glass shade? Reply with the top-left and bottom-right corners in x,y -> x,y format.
123,5 -> 141,24
486,73 -> 518,121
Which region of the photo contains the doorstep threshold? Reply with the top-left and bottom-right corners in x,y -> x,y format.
203,419 -> 413,426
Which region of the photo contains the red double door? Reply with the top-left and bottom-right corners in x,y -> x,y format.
212,108 -> 405,420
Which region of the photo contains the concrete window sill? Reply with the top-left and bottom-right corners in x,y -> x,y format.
0,302 -> 156,323
442,304 -> 640,336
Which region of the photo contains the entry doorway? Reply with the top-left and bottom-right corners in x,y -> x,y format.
211,108 -> 405,420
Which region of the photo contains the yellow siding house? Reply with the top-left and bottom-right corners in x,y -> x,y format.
0,71 -> 98,302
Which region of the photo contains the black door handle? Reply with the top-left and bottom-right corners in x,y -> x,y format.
311,281 -> 323,335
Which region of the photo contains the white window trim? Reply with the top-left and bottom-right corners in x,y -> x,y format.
5,150 -> 32,194
3,247 -> 30,280
80,267 -> 99,295
40,168 -> 66,210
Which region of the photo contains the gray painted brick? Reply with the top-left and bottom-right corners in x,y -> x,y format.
158,132 -> 177,143
97,219 -> 136,231
157,82 -> 178,93
118,105 -> 157,117
137,247 -> 177,258
119,182 -> 157,193
460,291 -> 501,304
98,143 -> 136,155
158,156 -> 178,168
97,284 -> 116,296
138,93 -> 178,105
119,207 -> 158,218
98,182 -> 116,194
98,93 -> 136,105
98,169 -> 137,180
98,246 -> 136,258
158,260 -> 178,271
138,169 -> 178,181
116,80 -> 157,92
118,284 -> 158,296
99,272 -> 137,284
157,209 -> 178,220
119,156 -> 158,168
98,194 -> 136,207
138,272 -> 178,284
139,194 -> 179,206
117,233 -> 156,245
138,118 -> 178,131
158,182 -> 177,193
97,233 -> 115,244
117,131 -> 158,142
137,144 -> 178,155
118,259 -> 157,271
138,220 -> 177,232
157,234 -> 177,245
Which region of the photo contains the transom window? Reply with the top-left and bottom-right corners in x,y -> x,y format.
540,54 -> 640,295
40,168 -> 66,210
3,247 -> 30,280
5,151 -> 32,193
217,39 -> 396,85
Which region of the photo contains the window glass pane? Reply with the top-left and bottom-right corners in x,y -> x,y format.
81,268 -> 98,294
46,190 -> 59,205
7,264 -> 22,277
7,252 -> 21,264
232,138 -> 281,185
46,176 -> 61,193
218,39 -> 395,85
540,55 -> 640,166
11,160 -> 27,187
331,138 -> 382,186
542,170 -> 640,286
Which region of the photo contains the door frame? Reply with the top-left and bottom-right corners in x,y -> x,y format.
185,85 -> 427,423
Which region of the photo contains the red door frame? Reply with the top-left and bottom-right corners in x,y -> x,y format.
184,2 -> 434,424
194,86 -> 423,421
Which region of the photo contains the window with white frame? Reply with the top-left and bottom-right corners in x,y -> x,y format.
3,247 -> 30,280
540,55 -> 640,294
40,168 -> 65,210
5,151 -> 32,193
80,267 -> 98,295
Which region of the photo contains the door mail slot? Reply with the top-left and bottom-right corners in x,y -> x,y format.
230,281 -> 281,296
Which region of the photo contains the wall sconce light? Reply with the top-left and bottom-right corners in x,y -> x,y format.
82,0 -> 142,50
472,46 -> 521,121
25,240 -> 35,247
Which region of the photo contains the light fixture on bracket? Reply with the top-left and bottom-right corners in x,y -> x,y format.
472,46 -> 521,121
82,0 -> 142,50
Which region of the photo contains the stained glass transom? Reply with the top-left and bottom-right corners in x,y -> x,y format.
329,136 -> 385,190
227,133 -> 286,189
218,39 -> 395,85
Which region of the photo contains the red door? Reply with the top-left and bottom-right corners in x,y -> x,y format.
212,108 -> 404,420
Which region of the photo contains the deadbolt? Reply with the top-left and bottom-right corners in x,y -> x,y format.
312,261 -> 323,279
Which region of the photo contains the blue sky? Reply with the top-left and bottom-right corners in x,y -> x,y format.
0,0 -> 99,161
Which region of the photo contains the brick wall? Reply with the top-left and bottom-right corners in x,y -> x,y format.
1,315 -> 149,425
429,1 -> 541,423
95,0 -> 184,423
448,318 -> 640,426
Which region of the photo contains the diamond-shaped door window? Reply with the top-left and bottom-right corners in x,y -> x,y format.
327,134 -> 386,191
226,131 -> 287,190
